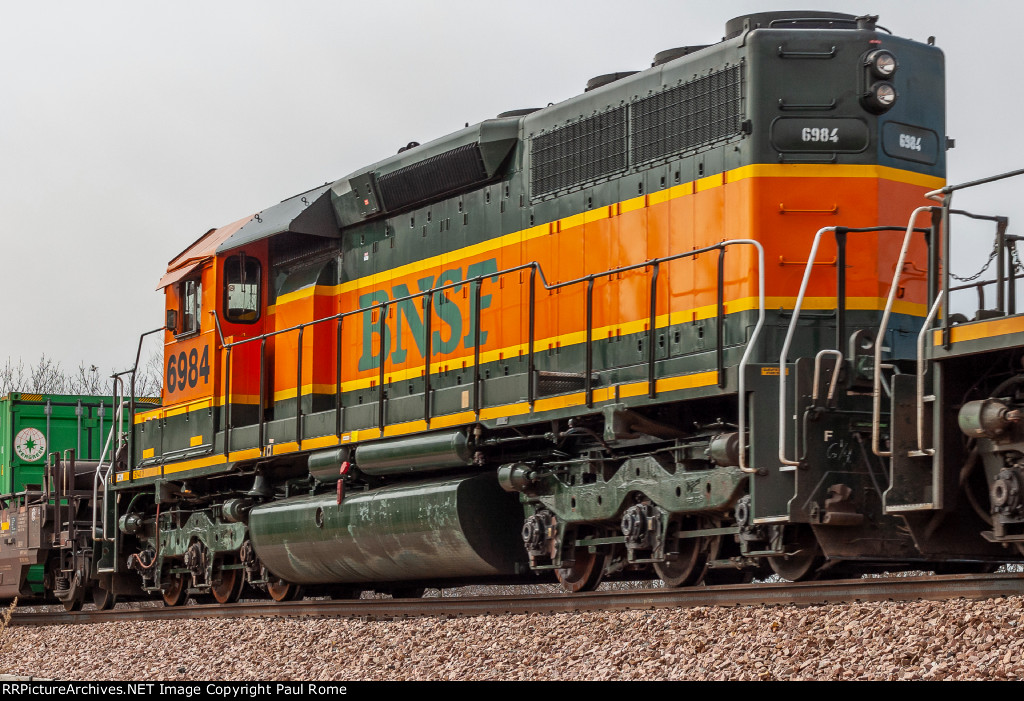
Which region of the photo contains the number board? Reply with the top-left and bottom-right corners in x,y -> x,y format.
164,334 -> 213,404
770,117 -> 870,153
881,122 -> 939,165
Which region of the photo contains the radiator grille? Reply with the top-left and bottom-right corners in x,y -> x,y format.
631,65 -> 743,165
530,107 -> 627,197
377,143 -> 488,211
529,64 -> 744,199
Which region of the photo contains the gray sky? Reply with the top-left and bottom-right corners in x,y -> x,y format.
1,0 -> 1021,374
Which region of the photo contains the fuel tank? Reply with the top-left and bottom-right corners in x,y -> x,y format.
248,473 -> 527,584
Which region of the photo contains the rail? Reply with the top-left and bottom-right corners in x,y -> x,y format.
12,572 -> 1022,626
209,240 -> 765,467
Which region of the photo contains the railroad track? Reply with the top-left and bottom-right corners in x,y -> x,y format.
12,572 -> 1024,627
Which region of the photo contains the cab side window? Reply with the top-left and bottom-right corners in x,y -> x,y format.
224,253 -> 261,324
178,277 -> 202,336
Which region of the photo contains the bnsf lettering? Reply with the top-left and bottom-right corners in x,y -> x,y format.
358,258 -> 498,371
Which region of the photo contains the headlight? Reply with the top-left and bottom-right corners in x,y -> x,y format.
863,81 -> 897,113
866,49 -> 897,78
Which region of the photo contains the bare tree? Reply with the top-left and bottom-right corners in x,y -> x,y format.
0,351 -> 164,400
0,359 -> 26,397
133,348 -> 164,399
68,363 -> 110,395
27,355 -> 67,394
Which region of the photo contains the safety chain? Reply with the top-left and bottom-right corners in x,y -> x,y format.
950,238 -> 999,282
1010,242 -> 1024,276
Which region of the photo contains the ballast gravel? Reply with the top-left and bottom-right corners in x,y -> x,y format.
3,595 -> 1024,681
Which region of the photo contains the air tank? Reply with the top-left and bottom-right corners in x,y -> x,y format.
354,431 -> 474,475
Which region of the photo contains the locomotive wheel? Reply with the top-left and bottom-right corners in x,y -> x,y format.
769,526 -> 824,582
655,525 -> 709,588
267,580 -> 304,602
556,548 -> 605,593
162,574 -> 189,607
211,564 -> 245,605
91,585 -> 116,611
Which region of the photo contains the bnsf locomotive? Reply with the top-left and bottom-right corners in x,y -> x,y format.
6,10 -> 1022,610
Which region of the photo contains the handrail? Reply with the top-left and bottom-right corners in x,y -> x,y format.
779,226 -> 834,466
91,392 -> 129,542
909,290 -> 944,457
872,207 -> 936,457
812,349 -> 844,408
779,224 -> 929,467
194,240 -> 766,465
731,240 -> 766,474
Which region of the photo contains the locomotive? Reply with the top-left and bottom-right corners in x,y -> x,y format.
6,9 -> 1023,609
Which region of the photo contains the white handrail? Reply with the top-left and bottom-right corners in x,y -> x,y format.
778,227 -> 836,466
726,239 -> 766,474
92,394 -> 129,542
872,206 -> 935,457
910,290 -> 944,457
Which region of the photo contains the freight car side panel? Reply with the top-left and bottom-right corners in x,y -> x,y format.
0,394 -> 112,496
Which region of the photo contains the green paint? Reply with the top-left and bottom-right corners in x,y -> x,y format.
391,275 -> 435,364
358,258 -> 499,371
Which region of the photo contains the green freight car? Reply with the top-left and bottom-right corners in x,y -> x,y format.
0,393 -> 145,608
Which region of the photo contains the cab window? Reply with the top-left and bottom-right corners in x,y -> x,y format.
178,277 -> 202,336
224,253 -> 261,323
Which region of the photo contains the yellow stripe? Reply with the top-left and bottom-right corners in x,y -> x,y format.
383,420 -> 427,437
583,206 -> 612,224
534,392 -> 587,413
135,408 -> 162,424
430,411 -> 478,429
190,435 -> 204,447
618,195 -> 646,214
727,163 -> 945,189
479,402 -> 531,420
136,397 -> 214,424
302,435 -> 341,450
933,315 -> 1024,346
274,284 -> 339,309
656,370 -> 719,394
695,172 -> 725,192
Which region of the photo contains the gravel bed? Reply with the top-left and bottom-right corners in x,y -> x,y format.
2,595 -> 1024,680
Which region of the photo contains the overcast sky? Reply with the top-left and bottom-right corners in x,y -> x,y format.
1,0 -> 1021,375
